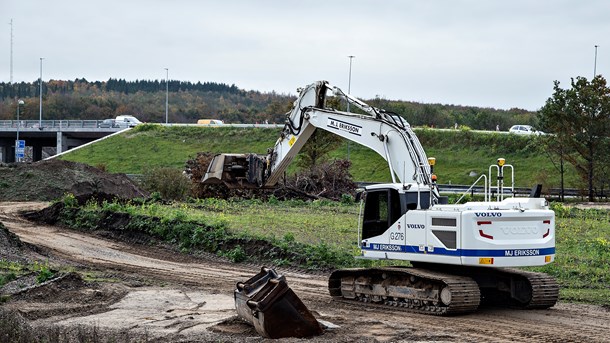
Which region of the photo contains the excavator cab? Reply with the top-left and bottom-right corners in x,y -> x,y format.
360,186 -> 430,240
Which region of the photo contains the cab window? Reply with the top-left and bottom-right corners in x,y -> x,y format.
362,189 -> 402,239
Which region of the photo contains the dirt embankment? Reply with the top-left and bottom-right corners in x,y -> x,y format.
0,159 -> 147,202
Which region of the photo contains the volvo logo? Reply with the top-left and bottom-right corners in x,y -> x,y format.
475,212 -> 502,218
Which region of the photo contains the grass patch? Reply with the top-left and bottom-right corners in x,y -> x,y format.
59,125 -> 582,189
61,126 -> 277,174
0,260 -> 57,287
49,196 -> 610,305
528,203 -> 610,304
54,198 -> 364,270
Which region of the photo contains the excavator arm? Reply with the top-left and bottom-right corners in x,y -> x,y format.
203,81 -> 435,191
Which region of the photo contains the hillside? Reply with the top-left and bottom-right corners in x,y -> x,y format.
58,125 -> 579,189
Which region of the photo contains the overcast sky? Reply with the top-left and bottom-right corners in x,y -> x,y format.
2,0 -> 608,110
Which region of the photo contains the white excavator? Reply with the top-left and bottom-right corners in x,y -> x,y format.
203,81 -> 558,319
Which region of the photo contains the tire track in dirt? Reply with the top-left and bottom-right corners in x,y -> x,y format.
2,202 -> 610,342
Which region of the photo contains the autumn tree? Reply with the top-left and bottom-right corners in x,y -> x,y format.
538,76 -> 610,201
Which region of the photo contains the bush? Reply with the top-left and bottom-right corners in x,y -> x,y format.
141,167 -> 192,201
34,263 -> 55,284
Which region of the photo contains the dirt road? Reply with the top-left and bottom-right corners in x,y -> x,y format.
2,202 -> 610,342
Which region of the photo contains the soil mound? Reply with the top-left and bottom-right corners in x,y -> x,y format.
0,222 -> 26,263
0,159 -> 148,202
4,272 -> 128,320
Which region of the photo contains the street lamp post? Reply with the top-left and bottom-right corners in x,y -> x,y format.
347,55 -> 355,113
594,45 -> 599,79
16,99 -> 24,162
39,58 -> 44,128
346,55 -> 355,160
165,68 -> 169,124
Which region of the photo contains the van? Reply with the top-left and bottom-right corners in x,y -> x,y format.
197,119 -> 224,125
115,115 -> 142,128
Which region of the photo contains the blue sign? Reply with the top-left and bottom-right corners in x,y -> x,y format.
15,140 -> 25,160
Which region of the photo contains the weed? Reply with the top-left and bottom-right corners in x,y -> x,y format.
0,271 -> 17,287
62,193 -> 78,208
220,246 -> 247,263
33,262 -> 55,284
341,193 -> 355,205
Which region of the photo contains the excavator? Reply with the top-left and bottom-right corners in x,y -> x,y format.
203,81 -> 558,336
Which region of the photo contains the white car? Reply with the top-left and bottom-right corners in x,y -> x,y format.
509,125 -> 545,135
115,115 -> 142,128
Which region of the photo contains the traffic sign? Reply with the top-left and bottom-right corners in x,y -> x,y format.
15,140 -> 25,160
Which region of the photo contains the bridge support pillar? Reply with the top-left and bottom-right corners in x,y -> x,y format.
32,144 -> 43,161
1,144 -> 16,163
56,132 -> 68,155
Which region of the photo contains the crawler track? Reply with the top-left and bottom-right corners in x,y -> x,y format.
329,265 -> 559,316
495,268 -> 559,309
328,267 -> 481,315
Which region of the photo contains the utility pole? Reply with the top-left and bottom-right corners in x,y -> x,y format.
346,55 -> 355,160
165,68 -> 169,124
347,55 -> 355,113
9,19 -> 13,84
39,58 -> 44,128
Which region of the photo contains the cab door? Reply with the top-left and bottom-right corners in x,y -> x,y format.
361,189 -> 403,244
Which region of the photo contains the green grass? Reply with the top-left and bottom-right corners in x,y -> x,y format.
189,198 -> 360,251
57,196 -> 610,305
86,197 -> 360,250
62,124 -> 278,174
529,203 -> 610,304
0,260 -> 56,289
60,124 -> 581,189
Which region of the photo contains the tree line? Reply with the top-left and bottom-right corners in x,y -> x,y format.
0,78 -> 240,100
0,78 -> 537,130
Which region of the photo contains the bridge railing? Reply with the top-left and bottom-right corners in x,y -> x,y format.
0,120 -> 103,129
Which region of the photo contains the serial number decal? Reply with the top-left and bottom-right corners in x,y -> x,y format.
327,118 -> 362,136
390,232 -> 404,240
475,212 -> 502,218
504,249 -> 540,256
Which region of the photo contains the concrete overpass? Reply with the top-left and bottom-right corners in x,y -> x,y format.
0,120 -> 124,162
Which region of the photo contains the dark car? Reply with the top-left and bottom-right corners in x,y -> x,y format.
99,119 -> 118,128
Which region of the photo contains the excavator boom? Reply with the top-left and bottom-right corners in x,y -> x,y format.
203,81 -> 434,192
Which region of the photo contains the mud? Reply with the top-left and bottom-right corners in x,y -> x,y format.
2,202 -> 610,342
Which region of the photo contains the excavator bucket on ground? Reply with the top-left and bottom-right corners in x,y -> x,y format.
202,153 -> 268,189
234,267 -> 323,339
